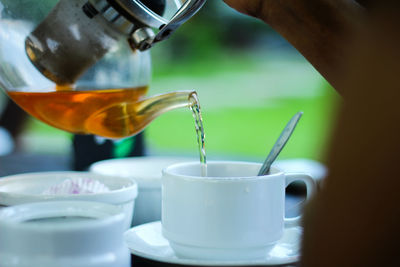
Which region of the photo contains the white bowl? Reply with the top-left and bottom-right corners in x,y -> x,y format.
0,171 -> 137,229
0,201 -> 130,267
90,156 -> 194,226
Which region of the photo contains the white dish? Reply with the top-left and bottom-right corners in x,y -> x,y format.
90,156 -> 194,226
0,201 -> 130,267
124,221 -> 301,266
0,171 -> 137,229
90,156 -> 195,188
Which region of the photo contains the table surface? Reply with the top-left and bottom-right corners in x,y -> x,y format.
0,153 -> 304,267
131,255 -> 299,267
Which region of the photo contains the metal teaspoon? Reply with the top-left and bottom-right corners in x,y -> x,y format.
258,111 -> 303,176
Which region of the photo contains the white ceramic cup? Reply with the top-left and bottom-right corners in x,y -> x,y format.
162,161 -> 316,261
0,201 -> 130,267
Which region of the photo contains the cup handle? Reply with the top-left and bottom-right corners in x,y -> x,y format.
284,173 -> 317,228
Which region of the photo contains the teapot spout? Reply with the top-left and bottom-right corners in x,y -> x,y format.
86,90 -> 198,139
137,90 -> 198,120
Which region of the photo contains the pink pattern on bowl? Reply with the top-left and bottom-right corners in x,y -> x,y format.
42,178 -> 110,195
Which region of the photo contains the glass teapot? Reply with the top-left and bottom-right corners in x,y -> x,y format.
0,0 -> 205,138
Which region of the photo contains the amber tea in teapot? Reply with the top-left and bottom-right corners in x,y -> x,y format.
8,86 -> 196,139
9,85 -> 207,175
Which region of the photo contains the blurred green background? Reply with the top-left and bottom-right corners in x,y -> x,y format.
21,1 -> 341,163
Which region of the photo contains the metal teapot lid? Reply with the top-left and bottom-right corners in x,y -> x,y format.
24,0 -> 206,85
84,0 -> 206,50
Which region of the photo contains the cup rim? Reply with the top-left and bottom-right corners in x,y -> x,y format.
162,160 -> 284,181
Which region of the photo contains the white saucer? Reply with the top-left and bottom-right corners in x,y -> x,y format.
124,221 -> 302,266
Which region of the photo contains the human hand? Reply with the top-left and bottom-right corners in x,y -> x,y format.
222,0 -> 271,20
222,0 -> 365,93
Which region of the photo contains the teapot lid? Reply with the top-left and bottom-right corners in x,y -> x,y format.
84,0 -> 206,50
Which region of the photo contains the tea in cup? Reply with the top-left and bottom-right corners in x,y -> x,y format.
161,161 -> 316,261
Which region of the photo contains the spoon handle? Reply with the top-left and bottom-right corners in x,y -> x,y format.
258,111 -> 303,176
